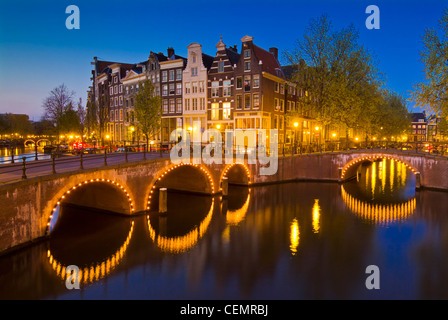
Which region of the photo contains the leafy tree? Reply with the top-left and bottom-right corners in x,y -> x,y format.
412,9 -> 448,116
134,79 -> 162,151
283,15 -> 384,145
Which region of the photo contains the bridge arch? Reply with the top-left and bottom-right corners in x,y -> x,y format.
145,162 -> 216,211
340,154 -> 419,181
220,162 -> 251,190
24,138 -> 51,147
46,178 -> 135,235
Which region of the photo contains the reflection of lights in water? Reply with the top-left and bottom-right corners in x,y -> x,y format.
371,161 -> 376,197
290,218 -> 300,255
390,159 -> 394,192
381,159 -> 386,192
341,187 -> 415,226
147,199 -> 214,253
47,221 -> 134,286
226,193 -> 250,226
312,199 -> 320,234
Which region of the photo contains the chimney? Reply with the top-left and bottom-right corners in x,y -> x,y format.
269,47 -> 278,60
167,47 -> 175,59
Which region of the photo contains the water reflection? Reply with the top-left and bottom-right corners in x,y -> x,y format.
147,197 -> 215,254
47,221 -> 134,285
3,164 -> 448,299
343,159 -> 416,226
348,158 -> 415,203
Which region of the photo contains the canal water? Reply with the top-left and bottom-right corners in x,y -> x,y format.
1,159 -> 448,300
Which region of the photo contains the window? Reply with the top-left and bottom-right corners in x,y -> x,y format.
109,87 -> 113,95
236,95 -> 242,110
253,94 -> 260,109
275,98 -> 279,110
199,81 -> 205,93
176,69 -> 182,80
253,75 -> 259,88
110,110 -> 114,121
244,50 -> 251,58
236,77 -> 243,89
115,110 -> 118,121
125,86 -> 129,95
119,109 -> 123,121
200,98 -> 206,110
280,84 -> 284,94
223,102 -> 231,119
119,96 -> 123,106
192,55 -> 197,63
169,70 -> 175,81
244,61 -> 251,71
244,76 -> 251,92
192,82 -> 198,93
169,83 -> 175,95
185,82 -> 190,94
176,83 -> 182,95
185,98 -> 190,111
218,61 -> 224,73
176,99 -> 182,113
162,71 -> 167,82
169,99 -> 175,113
114,97 -> 118,106
223,80 -> 231,97
162,100 -> 168,113
177,117 -> 183,128
192,98 -> 198,111
162,85 -> 168,96
274,82 -> 279,93
211,103 -> 219,120
212,81 -> 219,97
280,99 -> 284,111
114,76 -> 118,83
131,98 -> 134,107
191,67 -> 198,76
244,94 -> 251,109
119,85 -> 123,93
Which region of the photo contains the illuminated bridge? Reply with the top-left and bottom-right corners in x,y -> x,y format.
1,149 -> 447,253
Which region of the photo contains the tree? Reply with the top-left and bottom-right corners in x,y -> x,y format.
372,93 -> 411,139
283,15 -> 384,145
42,84 -> 75,124
134,79 -> 162,151
412,9 -> 448,116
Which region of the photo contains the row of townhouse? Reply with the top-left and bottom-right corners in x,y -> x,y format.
89,35 -> 321,149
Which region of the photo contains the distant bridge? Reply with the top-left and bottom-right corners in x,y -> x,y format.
1,148 -> 448,253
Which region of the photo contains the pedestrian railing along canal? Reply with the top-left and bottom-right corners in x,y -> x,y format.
0,140 -> 447,185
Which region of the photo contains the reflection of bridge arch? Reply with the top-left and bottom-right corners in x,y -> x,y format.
145,162 -> 215,211
341,186 -> 416,225
46,179 -> 135,235
46,221 -> 134,286
225,192 -> 250,226
341,155 -> 418,181
146,199 -> 214,253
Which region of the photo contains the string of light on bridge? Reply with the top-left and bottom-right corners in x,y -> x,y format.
341,155 -> 419,180
46,178 -> 135,234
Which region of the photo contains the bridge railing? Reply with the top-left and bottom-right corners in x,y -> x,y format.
1,140 -> 447,184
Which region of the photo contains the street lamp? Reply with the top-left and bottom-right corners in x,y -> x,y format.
293,122 -> 299,154
130,126 -> 135,145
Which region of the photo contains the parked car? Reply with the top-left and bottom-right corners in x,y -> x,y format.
115,146 -> 136,152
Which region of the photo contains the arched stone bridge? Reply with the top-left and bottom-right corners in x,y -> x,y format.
1,149 -> 448,253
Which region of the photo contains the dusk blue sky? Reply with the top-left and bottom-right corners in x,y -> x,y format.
0,0 -> 446,120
